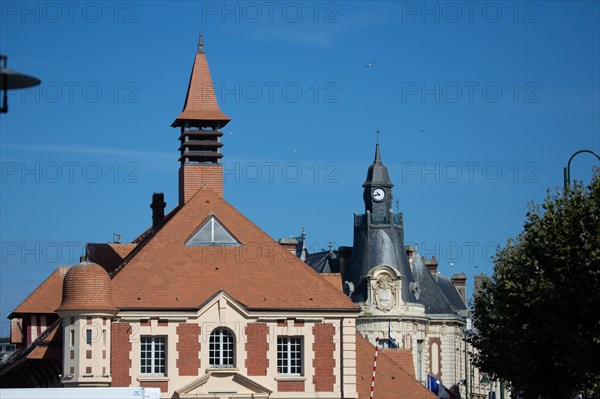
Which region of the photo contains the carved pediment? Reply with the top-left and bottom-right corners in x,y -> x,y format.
175,370 -> 272,399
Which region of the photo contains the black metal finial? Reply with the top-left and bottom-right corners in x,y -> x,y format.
197,32 -> 204,54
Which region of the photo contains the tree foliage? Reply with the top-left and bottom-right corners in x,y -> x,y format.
469,168 -> 600,399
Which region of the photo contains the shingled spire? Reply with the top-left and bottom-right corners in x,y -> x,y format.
172,33 -> 230,204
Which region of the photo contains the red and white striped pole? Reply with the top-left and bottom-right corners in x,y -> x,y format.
370,337 -> 379,399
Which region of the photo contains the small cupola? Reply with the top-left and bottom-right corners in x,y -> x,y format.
57,261 -> 115,312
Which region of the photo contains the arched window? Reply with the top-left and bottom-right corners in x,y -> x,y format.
209,328 -> 235,367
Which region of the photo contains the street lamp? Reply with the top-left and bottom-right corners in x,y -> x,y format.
563,149 -> 600,190
0,54 -> 41,113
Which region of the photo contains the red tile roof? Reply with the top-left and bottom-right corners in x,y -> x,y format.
356,334 -> 436,399
382,348 -> 416,378
56,261 -> 116,312
321,273 -> 342,292
172,52 -> 231,126
10,267 -> 69,316
111,188 -> 358,311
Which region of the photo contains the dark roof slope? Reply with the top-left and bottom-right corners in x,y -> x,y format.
411,253 -> 457,316
305,250 -> 340,273
437,274 -> 467,313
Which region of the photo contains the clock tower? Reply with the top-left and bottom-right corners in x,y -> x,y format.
362,142 -> 394,214
345,141 -> 419,306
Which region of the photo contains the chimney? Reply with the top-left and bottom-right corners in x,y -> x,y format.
151,193 -> 166,230
451,273 -> 467,303
425,256 -> 438,275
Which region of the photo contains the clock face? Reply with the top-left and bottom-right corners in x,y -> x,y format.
372,188 -> 386,202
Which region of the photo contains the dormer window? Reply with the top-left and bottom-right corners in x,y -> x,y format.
186,216 -> 240,246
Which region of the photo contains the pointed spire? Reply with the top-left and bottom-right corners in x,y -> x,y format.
374,142 -> 381,163
363,134 -> 393,188
172,32 -> 230,127
374,130 -> 382,163
197,32 -> 204,54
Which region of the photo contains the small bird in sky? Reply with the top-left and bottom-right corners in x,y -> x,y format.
228,131 -> 236,135
292,148 -> 300,153
420,129 -> 426,134
364,61 -> 376,68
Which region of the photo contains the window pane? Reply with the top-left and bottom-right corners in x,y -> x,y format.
140,336 -> 166,375
277,337 -> 302,375
209,328 -> 235,367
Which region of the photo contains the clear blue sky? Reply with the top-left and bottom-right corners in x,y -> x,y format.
1,1 -> 599,326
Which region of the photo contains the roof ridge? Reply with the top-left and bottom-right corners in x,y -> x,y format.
110,204 -> 182,278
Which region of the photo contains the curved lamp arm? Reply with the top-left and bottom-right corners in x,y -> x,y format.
563,149 -> 600,190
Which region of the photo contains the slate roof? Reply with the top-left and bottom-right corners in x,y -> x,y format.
411,253 -> 458,316
110,187 -> 358,311
437,274 -> 467,314
362,143 -> 393,188
355,333 -> 436,399
305,250 -> 340,273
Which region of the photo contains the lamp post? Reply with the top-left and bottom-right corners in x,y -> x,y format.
0,54 -> 41,113
563,150 -> 600,190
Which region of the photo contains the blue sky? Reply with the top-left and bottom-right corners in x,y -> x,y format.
1,1 -> 599,325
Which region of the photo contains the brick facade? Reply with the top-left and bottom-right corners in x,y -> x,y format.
312,323 -> 336,392
140,380 -> 168,392
176,323 -> 200,376
278,380 -> 305,392
111,322 -> 132,386
179,164 -> 223,204
245,323 -> 269,376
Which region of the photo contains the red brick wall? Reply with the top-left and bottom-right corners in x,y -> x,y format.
111,322 -> 132,386
179,164 -> 223,205
245,323 -> 269,376
278,380 -> 305,392
140,380 -> 168,392
177,324 -> 200,376
312,323 -> 336,392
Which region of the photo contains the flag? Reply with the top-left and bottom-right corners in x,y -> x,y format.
426,375 -> 457,399
387,319 -> 398,348
426,374 -> 439,395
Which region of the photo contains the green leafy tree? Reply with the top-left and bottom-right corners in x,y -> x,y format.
469,168 -> 600,399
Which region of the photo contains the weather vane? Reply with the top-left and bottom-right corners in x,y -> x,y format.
376,130 -> 381,144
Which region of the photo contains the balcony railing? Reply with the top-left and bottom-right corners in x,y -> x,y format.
354,212 -> 402,226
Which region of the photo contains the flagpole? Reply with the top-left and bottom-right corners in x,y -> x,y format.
370,337 -> 379,399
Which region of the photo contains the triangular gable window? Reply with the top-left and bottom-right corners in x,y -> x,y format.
186,216 -> 241,246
